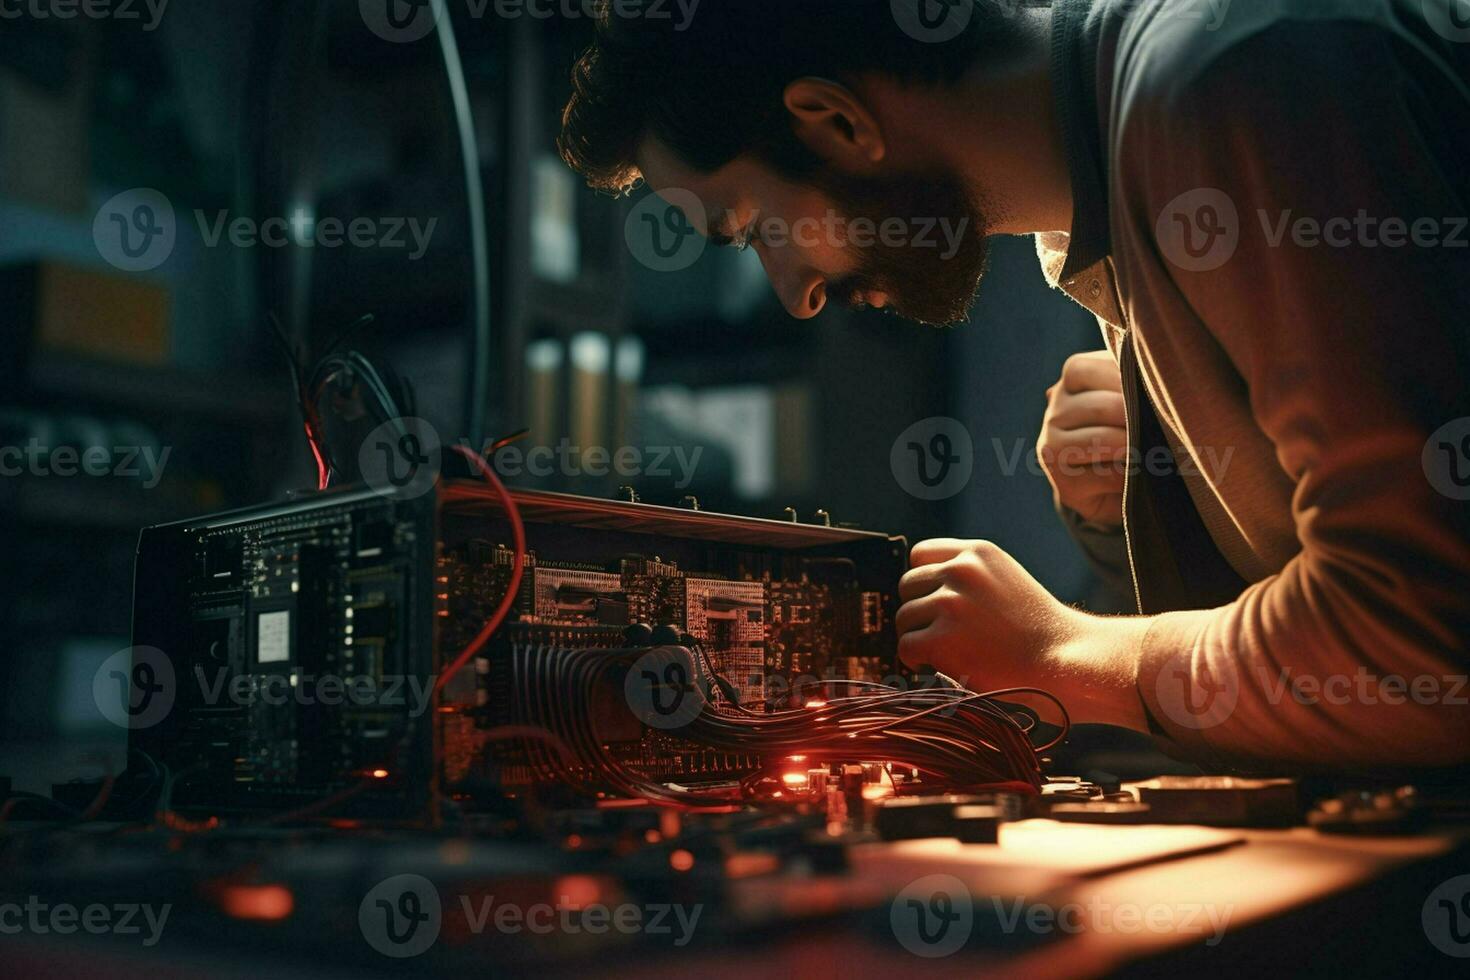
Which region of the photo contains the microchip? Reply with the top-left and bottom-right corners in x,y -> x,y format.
352,603 -> 392,638
256,610 -> 291,664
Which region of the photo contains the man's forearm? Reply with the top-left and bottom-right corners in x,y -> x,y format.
1051,612 -> 1154,733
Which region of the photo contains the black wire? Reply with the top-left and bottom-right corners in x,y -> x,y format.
491,641 -> 1059,808
318,313 -> 376,361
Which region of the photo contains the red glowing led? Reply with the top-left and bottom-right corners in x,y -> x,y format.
218,884 -> 294,921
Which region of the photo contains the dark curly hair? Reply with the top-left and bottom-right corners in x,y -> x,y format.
559,0 -> 1029,194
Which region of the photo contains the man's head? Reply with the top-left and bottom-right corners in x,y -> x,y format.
559,1 -> 1033,325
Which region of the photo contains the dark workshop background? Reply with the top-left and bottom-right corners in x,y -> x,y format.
0,3 -> 1118,785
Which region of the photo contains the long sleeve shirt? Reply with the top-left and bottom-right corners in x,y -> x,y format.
1039,0 -> 1470,770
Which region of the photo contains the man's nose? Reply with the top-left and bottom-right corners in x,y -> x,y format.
757,248 -> 826,319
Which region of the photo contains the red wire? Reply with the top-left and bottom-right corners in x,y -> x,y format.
305,421 -> 330,491
434,444 -> 526,693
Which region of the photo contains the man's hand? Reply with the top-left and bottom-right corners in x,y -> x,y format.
1038,351 -> 1128,527
896,538 -> 1082,687
895,538 -> 1149,731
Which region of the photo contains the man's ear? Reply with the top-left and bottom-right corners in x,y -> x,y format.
783,77 -> 886,171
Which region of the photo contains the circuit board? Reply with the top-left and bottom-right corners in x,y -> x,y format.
436,535 -> 898,790
128,484 -> 908,821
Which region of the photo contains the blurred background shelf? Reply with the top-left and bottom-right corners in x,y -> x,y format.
27,353 -> 289,424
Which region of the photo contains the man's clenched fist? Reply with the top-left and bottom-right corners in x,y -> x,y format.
894,538 -> 1147,732
895,538 -> 1083,689
1038,350 -> 1128,527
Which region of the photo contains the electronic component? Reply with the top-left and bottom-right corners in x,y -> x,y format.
874,794 -> 995,840
132,483 -> 1032,823
1040,775 -> 1104,799
1129,776 -> 1299,828
953,803 -> 1008,842
874,793 -> 1029,841
1307,787 -> 1425,835
1048,802 -> 1155,825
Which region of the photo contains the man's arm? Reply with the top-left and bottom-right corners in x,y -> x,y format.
1116,17 -> 1470,769
899,18 -> 1470,769
1038,350 -> 1137,610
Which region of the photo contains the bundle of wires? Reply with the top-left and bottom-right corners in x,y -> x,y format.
694,678 -> 1064,801
267,313 -> 416,491
496,642 -> 1067,809
496,641 -> 702,806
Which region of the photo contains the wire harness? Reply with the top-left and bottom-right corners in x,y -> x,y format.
494,642 -> 1067,808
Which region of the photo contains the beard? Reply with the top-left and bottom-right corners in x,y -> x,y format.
813,167 -> 992,327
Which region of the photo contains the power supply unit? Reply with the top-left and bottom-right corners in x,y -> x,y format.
127,482 -> 909,824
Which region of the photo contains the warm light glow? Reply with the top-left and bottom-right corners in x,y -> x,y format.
788,755 -> 807,762
554,875 -> 604,909
725,852 -> 781,878
670,849 -> 696,872
370,769 -> 390,779
440,840 -> 472,865
218,884 -> 294,921
804,700 -> 827,709
781,772 -> 809,787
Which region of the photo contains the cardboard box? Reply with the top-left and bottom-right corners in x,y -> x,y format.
1,261 -> 172,372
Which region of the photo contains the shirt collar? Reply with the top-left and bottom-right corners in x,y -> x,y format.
1049,0 -> 1112,281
